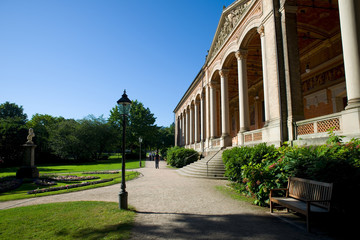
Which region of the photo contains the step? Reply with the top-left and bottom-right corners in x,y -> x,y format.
176,150 -> 227,180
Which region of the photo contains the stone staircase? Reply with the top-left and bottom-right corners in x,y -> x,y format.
177,150 -> 227,180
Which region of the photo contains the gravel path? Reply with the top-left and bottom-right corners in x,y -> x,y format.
0,161 -> 333,240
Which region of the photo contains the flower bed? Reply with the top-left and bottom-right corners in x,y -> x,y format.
34,179 -> 57,186
27,178 -> 113,194
46,175 -> 99,181
0,177 -> 22,193
83,170 -> 119,174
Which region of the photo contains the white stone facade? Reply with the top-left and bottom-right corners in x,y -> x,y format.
174,0 -> 360,152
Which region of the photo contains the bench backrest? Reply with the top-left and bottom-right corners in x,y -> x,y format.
288,177 -> 333,210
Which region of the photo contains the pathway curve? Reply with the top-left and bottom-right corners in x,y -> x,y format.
0,161 -> 332,240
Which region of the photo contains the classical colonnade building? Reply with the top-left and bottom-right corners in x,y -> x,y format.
174,0 -> 360,153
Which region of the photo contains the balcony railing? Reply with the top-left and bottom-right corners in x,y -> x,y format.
295,112 -> 342,139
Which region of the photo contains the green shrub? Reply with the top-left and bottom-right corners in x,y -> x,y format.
222,138 -> 360,209
166,147 -> 198,168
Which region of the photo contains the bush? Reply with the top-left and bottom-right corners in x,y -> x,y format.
166,147 -> 199,168
222,138 -> 360,210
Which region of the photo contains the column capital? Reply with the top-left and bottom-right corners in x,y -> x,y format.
257,25 -> 265,37
235,49 -> 248,60
219,69 -> 230,78
209,81 -> 219,89
279,1 -> 298,14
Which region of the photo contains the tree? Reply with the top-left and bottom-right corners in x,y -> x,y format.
77,115 -> 116,160
0,102 -> 28,166
109,100 -> 158,156
0,102 -> 27,122
157,123 -> 175,157
27,114 -> 65,162
48,119 -> 83,161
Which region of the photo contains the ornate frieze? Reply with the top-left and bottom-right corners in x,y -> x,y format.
302,65 -> 345,93
209,1 -> 252,60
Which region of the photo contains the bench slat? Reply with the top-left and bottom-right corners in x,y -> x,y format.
270,177 -> 333,232
272,197 -> 329,214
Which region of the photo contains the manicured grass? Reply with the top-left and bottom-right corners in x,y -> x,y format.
0,201 -> 135,240
0,158 -> 143,201
0,158 -> 144,178
0,171 -> 139,201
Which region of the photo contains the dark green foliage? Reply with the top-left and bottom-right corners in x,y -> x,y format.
222,138 -> 360,211
0,102 -> 28,166
48,116 -> 116,162
166,146 -> 198,168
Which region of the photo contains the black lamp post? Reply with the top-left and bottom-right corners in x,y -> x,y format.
139,137 -> 143,167
117,90 -> 132,210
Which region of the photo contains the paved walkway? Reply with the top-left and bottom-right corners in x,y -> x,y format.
0,161 -> 333,240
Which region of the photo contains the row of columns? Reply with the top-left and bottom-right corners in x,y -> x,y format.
178,95 -> 205,147
177,24 -> 270,148
176,0 -> 360,148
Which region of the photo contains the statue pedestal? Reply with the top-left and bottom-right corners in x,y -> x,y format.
16,143 -> 39,179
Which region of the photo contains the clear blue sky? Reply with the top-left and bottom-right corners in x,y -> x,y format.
0,0 -> 234,127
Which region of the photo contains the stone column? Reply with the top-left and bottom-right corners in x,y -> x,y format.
181,111 -> 185,146
220,69 -> 231,147
258,25 -> 271,124
236,50 -> 250,145
205,84 -> 210,147
200,92 -> 205,150
190,105 -> 194,145
194,100 -> 199,143
278,5 -> 304,141
175,115 -> 178,146
339,0 -> 360,109
209,83 -> 217,139
185,108 -> 189,146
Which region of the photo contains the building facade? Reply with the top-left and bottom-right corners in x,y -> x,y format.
174,0 -> 360,153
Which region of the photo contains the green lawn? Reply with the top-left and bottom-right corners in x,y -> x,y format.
0,158 -> 144,201
0,201 -> 135,240
0,157 -> 144,177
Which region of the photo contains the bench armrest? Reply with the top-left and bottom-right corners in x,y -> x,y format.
270,188 -> 288,197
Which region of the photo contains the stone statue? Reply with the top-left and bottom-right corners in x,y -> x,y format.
26,128 -> 35,144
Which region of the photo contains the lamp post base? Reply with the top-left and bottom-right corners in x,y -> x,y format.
119,191 -> 128,210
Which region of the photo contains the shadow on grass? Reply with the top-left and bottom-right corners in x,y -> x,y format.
56,223 -> 133,239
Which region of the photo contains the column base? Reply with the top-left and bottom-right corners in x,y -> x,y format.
345,99 -> 360,110
221,134 -> 232,148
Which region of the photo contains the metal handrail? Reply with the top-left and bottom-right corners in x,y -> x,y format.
206,149 -> 222,177
182,152 -> 199,166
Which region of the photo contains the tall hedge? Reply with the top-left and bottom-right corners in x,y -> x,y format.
166,146 -> 199,168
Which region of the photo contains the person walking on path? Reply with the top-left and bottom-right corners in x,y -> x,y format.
155,152 -> 160,169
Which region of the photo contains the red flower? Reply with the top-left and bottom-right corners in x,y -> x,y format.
269,163 -> 276,169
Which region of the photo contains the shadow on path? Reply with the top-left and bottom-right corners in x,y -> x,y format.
130,210 -> 332,240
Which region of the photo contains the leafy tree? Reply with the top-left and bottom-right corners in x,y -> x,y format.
157,123 -> 175,157
47,116 -> 117,162
48,119 -> 83,161
109,100 -> 158,156
0,102 -> 28,166
77,115 -> 116,160
27,114 -> 65,162
0,102 -> 27,122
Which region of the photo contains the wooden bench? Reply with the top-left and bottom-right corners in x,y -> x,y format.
270,177 -> 333,232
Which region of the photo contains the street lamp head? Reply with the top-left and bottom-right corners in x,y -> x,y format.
139,137 -> 143,143
117,90 -> 132,115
